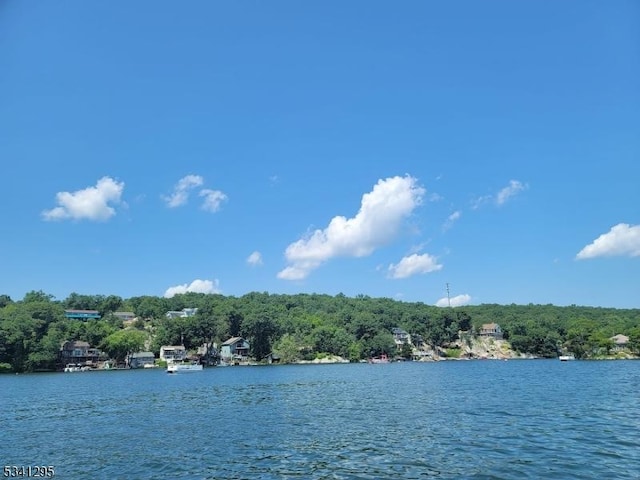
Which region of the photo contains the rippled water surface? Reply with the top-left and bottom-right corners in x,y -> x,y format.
2,360 -> 639,479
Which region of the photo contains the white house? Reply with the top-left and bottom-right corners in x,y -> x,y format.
160,345 -> 187,362
165,308 -> 198,319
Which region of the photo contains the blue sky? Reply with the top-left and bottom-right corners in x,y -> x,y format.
1,1 -> 639,308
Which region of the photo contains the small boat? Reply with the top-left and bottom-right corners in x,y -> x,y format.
559,354 -> 575,361
369,354 -> 390,364
64,363 -> 91,372
166,360 -> 203,373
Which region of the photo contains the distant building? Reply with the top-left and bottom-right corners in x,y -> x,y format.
220,337 -> 250,362
392,327 -> 412,347
159,345 -> 187,362
165,308 -> 198,319
127,351 -> 155,368
479,323 -> 503,340
64,309 -> 101,321
113,312 -> 136,322
59,340 -> 105,367
611,334 -> 629,352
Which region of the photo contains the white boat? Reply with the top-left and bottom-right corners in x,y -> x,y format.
64,364 -> 91,372
559,354 -> 575,361
166,361 -> 203,373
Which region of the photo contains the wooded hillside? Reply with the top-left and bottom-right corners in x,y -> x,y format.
1,290 -> 638,372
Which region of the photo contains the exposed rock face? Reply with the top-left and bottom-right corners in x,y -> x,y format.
297,355 -> 350,364
413,336 -> 531,361
456,336 -> 529,360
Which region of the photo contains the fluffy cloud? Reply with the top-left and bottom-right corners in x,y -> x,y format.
277,175 -> 425,280
42,176 -> 124,221
164,279 -> 221,298
163,175 -> 204,207
246,251 -> 263,266
199,189 -> 228,212
388,253 -> 442,279
576,223 -> 640,259
435,294 -> 472,307
496,180 -> 527,205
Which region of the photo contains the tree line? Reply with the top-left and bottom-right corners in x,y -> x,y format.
0,290 -> 638,372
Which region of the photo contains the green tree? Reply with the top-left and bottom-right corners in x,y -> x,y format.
241,310 -> 279,361
400,342 -> 413,359
0,295 -> 13,309
273,334 -> 300,363
102,329 -> 147,364
99,295 -> 123,316
311,326 -> 352,357
23,290 -> 55,303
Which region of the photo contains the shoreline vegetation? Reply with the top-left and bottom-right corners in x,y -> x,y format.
0,290 -> 638,373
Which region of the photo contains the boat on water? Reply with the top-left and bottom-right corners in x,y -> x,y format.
64,363 -> 91,372
369,354 -> 390,364
559,354 -> 575,361
166,360 -> 203,373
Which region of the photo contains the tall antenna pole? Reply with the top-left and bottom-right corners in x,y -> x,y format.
446,282 -> 451,307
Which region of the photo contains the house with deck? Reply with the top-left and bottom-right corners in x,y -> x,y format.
64,309 -> 101,321
159,345 -> 187,362
165,308 -> 198,319
479,323 -> 503,340
220,337 -> 250,363
392,327 -> 412,348
59,340 -> 105,368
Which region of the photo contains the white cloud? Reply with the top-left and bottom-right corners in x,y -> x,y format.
247,251 -> 263,266
163,279 -> 221,298
471,194 -> 492,210
277,175 -> 425,280
199,189 -> 228,212
435,294 -> 472,307
388,253 -> 442,279
42,176 -> 124,221
443,210 -> 461,231
163,175 -> 204,207
496,180 -> 527,205
471,180 -> 528,209
576,223 -> 640,259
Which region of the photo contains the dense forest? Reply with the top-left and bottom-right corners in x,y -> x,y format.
0,290 -> 639,372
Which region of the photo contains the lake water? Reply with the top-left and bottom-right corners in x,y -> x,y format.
1,360 -> 639,479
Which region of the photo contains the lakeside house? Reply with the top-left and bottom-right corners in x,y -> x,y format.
392,327 -> 412,349
113,311 -> 136,322
611,334 -> 629,352
220,337 -> 250,363
64,309 -> 101,321
59,340 -> 105,368
165,308 -> 198,319
160,345 -> 187,362
127,351 -> 155,368
479,323 -> 503,340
